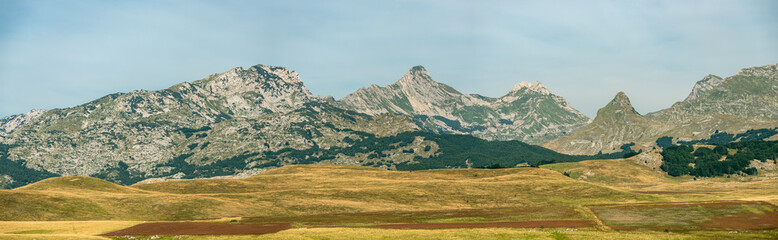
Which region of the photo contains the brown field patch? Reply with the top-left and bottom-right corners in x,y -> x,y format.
629,191 -> 694,195
99,222 -> 291,236
366,220 -> 594,229
590,200 -> 778,231
703,212 -> 778,230
592,200 -> 769,209
241,207 -> 582,226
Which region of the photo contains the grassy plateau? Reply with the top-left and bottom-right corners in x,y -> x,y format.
2,158 -> 778,239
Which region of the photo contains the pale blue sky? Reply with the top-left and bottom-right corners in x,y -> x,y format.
1,0 -> 776,118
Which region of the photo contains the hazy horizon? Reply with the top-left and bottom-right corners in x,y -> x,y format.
2,0 -> 777,118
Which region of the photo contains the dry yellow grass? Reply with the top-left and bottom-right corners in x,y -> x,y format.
542,156 -> 778,204
0,220 -> 140,240
0,235 -> 108,240
4,162 -> 778,239
0,165 -> 655,221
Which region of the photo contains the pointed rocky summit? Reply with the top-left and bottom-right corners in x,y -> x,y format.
544,91 -> 666,155
396,65 -> 434,86
611,92 -> 636,110
592,91 -> 640,120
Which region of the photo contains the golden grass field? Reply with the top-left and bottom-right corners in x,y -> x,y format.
2,155 -> 778,239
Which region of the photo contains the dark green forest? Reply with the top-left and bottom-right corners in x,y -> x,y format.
656,128 -> 778,148
660,141 -> 778,177
110,131 -> 623,185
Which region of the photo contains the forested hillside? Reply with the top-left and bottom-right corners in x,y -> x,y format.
660,141 -> 778,177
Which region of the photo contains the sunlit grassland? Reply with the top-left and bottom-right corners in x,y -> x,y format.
4,162 -> 778,239
542,157 -> 778,205
0,220 -> 140,240
0,165 -> 658,222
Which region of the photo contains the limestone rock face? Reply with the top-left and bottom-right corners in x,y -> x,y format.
0,109 -> 46,140
194,65 -> 314,114
337,66 -> 590,144
684,75 -> 724,101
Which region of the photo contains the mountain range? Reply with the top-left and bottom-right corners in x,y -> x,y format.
335,66 -> 590,143
0,64 -> 593,188
1,62 -> 776,188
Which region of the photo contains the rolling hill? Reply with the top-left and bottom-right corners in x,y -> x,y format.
0,164 -> 650,221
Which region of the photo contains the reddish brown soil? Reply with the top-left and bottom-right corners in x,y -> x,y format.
703,212 -> 778,230
590,201 -> 778,231
101,220 -> 593,236
608,212 -> 778,231
242,207 -> 580,226
366,221 -> 594,229
100,222 -> 291,236
630,191 -> 692,195
591,200 -> 771,210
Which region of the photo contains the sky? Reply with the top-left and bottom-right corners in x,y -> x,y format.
1,0 -> 776,118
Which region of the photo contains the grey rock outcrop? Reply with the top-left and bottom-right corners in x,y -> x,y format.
0,109 -> 46,140
684,74 -> 724,101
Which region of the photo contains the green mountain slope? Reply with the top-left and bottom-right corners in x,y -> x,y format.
646,63 -> 778,135
546,63 -> 778,155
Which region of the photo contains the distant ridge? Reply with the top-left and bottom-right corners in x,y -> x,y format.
546,63 -> 778,155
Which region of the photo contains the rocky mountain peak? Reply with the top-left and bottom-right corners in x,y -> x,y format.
201,64 -> 308,92
596,92 -> 640,118
410,65 -> 427,73
247,64 -> 304,84
396,65 -> 436,87
684,74 -> 724,101
511,81 -> 532,91
508,81 -> 553,95
191,64 -> 313,112
611,92 -> 633,108
545,90 -> 663,156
